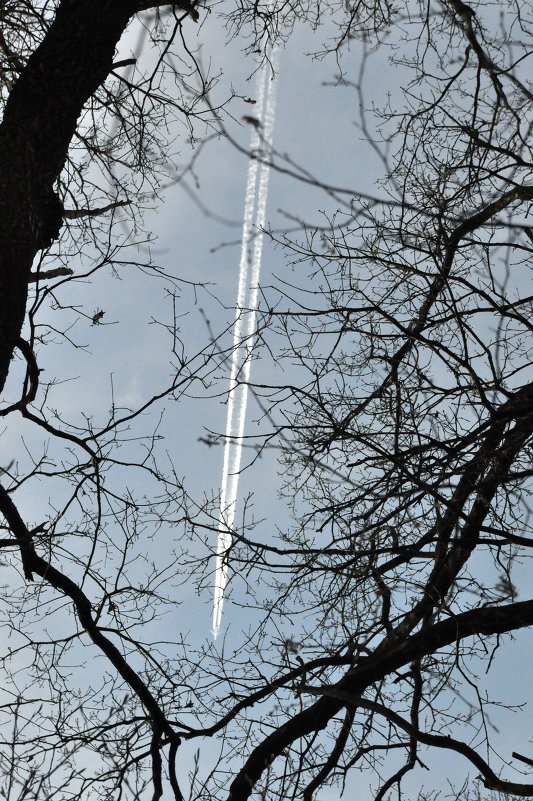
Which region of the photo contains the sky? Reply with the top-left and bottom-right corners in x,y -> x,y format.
123,11 -> 533,797
1,3 -> 532,800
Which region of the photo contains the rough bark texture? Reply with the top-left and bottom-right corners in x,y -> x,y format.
0,0 -> 153,392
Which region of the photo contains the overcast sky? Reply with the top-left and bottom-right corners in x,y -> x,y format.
3,5 -> 532,799
137,13 -> 533,796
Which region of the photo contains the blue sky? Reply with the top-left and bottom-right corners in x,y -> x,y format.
2,4 -> 532,799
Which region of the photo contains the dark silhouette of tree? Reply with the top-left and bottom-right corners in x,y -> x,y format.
0,1 -> 533,800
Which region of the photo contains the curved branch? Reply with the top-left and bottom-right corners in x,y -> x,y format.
28,266 -> 74,282
0,338 -> 39,416
227,599 -> 533,801
302,707 -> 356,801
185,654 -> 352,739
63,199 -> 131,219
340,698 -> 533,797
0,483 -> 183,799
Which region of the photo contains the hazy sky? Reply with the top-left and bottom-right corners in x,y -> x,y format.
4,5 -> 532,799
138,13 -> 533,797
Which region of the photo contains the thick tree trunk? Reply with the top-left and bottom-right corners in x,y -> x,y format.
0,0 -> 145,392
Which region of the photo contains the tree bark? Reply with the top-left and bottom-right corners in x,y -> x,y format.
0,0 -> 179,392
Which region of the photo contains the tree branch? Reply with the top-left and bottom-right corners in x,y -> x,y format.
301,697 -> 533,797
227,599 -> 533,801
0,483 -> 183,799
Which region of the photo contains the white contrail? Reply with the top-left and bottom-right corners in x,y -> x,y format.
212,51 -> 279,639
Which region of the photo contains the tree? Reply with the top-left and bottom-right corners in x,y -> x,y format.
1,1 -> 533,800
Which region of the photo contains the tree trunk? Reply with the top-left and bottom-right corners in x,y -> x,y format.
0,0 -> 140,391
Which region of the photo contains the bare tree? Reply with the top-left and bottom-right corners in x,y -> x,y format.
1,1 -> 533,800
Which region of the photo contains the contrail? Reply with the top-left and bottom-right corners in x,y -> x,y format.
212,50 -> 279,639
